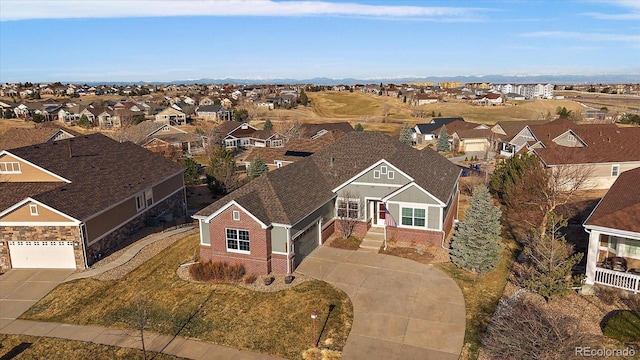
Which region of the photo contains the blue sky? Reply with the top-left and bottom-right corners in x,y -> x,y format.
0,0 -> 638,83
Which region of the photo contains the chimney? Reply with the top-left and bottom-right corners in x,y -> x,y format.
68,142 -> 72,158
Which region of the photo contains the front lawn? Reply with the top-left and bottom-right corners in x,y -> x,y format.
21,234 -> 353,359
0,335 -> 185,360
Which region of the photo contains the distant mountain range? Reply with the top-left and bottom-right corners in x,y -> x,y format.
76,74 -> 640,86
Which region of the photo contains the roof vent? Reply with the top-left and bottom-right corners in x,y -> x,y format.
330,156 -> 335,167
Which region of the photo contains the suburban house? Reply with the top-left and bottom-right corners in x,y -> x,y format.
297,122 -> 354,139
413,117 -> 463,144
431,119 -> 492,154
412,94 -> 439,106
155,107 -> 187,125
490,120 -> 549,157
583,167 -> 640,294
0,134 -> 186,272
196,104 -> 233,121
0,126 -> 78,150
119,121 -> 206,156
528,120 -> 640,189
193,131 -> 461,275
219,122 -> 285,149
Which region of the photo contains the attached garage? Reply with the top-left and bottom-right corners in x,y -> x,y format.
8,240 -> 76,269
461,139 -> 488,153
293,221 -> 320,268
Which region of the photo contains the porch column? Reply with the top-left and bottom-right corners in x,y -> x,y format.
585,230 -> 601,285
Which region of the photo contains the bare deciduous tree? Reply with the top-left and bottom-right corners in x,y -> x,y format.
336,191 -> 361,239
483,295 -> 591,360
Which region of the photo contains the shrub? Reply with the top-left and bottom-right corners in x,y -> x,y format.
330,236 -> 361,250
189,261 -> 246,282
244,273 -> 257,284
602,311 -> 640,342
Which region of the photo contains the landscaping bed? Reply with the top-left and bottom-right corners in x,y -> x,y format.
21,234 -> 353,360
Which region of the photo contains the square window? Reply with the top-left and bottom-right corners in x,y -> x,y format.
226,228 -> 250,253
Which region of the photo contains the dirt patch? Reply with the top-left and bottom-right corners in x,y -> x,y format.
379,240 -> 450,264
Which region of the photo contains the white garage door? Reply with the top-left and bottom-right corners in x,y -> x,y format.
8,241 -> 76,269
463,141 -> 487,152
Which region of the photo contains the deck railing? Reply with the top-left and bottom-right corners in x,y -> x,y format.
595,267 -> 640,294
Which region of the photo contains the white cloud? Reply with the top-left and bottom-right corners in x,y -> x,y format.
522,31 -> 640,42
0,0 -> 484,22
581,0 -> 640,20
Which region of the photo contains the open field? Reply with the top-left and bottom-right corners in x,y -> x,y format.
21,234 -> 353,360
556,90 -> 640,114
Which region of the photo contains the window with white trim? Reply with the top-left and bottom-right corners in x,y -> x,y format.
29,204 -> 39,216
135,194 -> 145,211
0,162 -> 21,174
373,170 -> 381,179
401,207 -> 426,227
232,210 -> 240,221
271,139 -> 283,147
145,188 -> 154,207
226,228 -> 250,252
611,165 -> 620,177
387,170 -> 395,180
609,236 -> 618,250
337,198 -> 360,219
380,166 -> 387,174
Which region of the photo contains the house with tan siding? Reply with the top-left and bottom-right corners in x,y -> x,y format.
0,134 -> 186,272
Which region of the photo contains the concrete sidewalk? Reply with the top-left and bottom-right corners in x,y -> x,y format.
65,225 -> 195,282
0,319 -> 281,360
296,246 -> 465,360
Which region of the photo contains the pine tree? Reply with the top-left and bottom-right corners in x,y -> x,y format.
206,146 -> 238,195
354,123 -> 364,131
399,124 -> 413,146
263,119 -> 273,131
247,156 -> 269,180
450,185 -> 503,275
436,125 -> 449,152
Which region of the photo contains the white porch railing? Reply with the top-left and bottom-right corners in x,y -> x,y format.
595,267 -> 640,294
499,150 -> 514,157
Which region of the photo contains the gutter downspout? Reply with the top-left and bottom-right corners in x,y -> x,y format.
79,223 -> 89,269
286,227 -> 291,274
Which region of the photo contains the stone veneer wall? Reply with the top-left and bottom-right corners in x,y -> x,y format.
85,190 -> 185,266
0,226 -> 84,272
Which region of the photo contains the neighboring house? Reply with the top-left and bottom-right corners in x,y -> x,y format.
473,93 -> 503,106
297,122 -> 354,139
0,127 -> 78,150
155,107 -> 187,125
529,119 -> 640,189
121,121 -> 206,156
413,117 -> 464,143
196,104 -> 233,121
412,94 -> 439,106
193,131 -> 461,275
491,120 -> 549,157
218,122 -> 284,149
0,134 -> 186,272
451,127 -> 493,153
583,167 -> 640,294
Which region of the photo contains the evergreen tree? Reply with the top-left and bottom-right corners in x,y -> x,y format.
450,185 -> 503,275
354,123 -> 364,131
520,213 -> 583,301
263,119 -> 273,131
298,89 -> 309,106
399,124 -> 413,146
77,114 -> 91,128
180,157 -> 200,185
206,146 -> 238,195
436,125 -> 449,152
247,156 -> 269,180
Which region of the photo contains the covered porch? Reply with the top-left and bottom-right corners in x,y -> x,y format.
585,228 -> 640,294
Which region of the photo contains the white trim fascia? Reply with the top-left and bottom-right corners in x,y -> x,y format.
87,186 -> 184,245
84,169 -> 184,222
332,159 -> 413,193
381,182 -> 446,206
272,251 -> 288,255
148,124 -> 187,137
552,129 -> 587,146
227,122 -> 257,136
0,197 -> 81,223
141,137 -> 169,147
583,225 -> 640,241
0,221 -> 80,226
0,150 -> 71,183
198,219 -> 207,246
203,200 -> 269,229
272,222 -> 292,229
350,181 -> 403,188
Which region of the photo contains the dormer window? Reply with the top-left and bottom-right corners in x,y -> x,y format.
0,162 -> 21,174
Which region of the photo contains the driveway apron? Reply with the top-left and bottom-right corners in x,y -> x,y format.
295,247 -> 465,360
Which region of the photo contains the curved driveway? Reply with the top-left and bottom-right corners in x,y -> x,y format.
295,247 -> 465,360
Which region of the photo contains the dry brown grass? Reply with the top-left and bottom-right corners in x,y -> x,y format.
0,334 -> 184,360
21,234 -> 353,360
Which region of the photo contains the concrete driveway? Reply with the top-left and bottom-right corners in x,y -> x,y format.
0,269 -> 74,325
295,247 -> 465,360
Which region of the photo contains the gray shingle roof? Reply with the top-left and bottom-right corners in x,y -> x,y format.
196,131 -> 460,226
